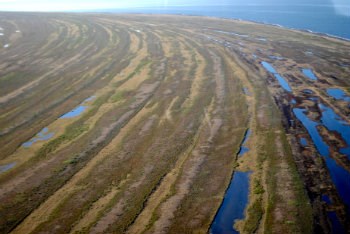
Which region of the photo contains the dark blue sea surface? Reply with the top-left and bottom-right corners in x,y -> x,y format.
103,4 -> 350,39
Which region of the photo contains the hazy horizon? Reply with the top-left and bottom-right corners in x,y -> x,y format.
0,0 -> 349,17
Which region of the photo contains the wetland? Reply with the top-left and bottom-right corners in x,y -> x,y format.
0,12 -> 349,234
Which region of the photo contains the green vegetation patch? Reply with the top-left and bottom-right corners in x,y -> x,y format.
36,124 -> 89,159
127,58 -> 152,80
110,90 -> 126,103
244,197 -> 264,233
34,90 -> 114,161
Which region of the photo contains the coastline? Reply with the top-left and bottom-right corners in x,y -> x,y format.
1,9 -> 349,41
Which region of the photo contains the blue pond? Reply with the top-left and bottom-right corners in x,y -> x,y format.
300,137 -> 308,147
22,127 -> 54,148
59,96 -> 95,119
261,61 -> 292,92
326,88 -> 350,102
293,107 -> 350,217
261,61 -> 277,73
238,129 -> 251,156
302,68 -> 318,80
0,162 -> 16,174
322,195 -> 331,205
210,171 -> 252,234
60,106 -> 87,119
319,104 -> 350,158
243,87 -> 251,96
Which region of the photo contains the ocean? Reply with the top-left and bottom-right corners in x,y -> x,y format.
102,4 -> 350,40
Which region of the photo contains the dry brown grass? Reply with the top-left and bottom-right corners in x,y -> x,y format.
12,104 -> 157,234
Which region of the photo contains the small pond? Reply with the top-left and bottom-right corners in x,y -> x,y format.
0,162 -> 16,174
326,88 -> 350,102
261,61 -> 292,92
302,68 -> 318,80
22,127 -> 54,148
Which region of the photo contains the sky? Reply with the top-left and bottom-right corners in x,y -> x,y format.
0,0 -> 349,16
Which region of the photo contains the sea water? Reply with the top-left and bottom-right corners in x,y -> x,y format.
100,3 -> 350,39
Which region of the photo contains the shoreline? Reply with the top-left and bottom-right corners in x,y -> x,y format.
1,10 -> 349,42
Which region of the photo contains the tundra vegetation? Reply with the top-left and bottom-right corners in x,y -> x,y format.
0,12 -> 349,233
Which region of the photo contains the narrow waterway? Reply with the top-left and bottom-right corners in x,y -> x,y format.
210,171 -> 252,234
238,129 -> 251,157
210,129 -> 252,234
